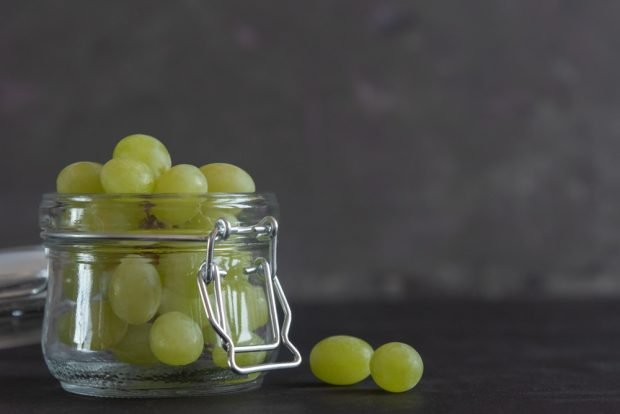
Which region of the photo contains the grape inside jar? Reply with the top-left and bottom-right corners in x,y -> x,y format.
40,192 -> 283,397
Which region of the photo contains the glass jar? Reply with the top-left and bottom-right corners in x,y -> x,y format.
39,193 -> 300,397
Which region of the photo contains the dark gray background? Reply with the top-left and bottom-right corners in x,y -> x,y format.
3,0 -> 620,301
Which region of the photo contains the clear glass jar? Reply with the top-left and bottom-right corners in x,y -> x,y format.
39,192 -> 296,397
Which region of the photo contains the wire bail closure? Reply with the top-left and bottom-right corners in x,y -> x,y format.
196,216 -> 302,375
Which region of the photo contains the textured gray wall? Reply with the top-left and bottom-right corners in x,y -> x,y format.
3,1 -> 620,300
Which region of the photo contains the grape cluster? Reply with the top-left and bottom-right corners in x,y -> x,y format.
310,336 -> 423,393
57,134 -> 255,230
57,134 -> 256,196
55,134 -> 268,368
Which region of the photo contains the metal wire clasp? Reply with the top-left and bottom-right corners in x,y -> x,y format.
196,216 -> 302,374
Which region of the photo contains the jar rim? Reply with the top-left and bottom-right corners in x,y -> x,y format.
39,191 -> 279,244
42,192 -> 277,203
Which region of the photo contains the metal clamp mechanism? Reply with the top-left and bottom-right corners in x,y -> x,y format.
196,216 -> 302,375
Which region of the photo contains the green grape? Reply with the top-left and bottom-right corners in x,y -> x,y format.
150,311 -> 204,366
85,300 -> 128,350
158,252 -> 205,298
202,320 -> 218,345
310,335 -> 374,385
222,372 -> 260,384
57,300 -> 128,351
216,250 -> 253,271
108,255 -> 162,324
157,288 -> 217,345
154,164 -> 208,194
223,265 -> 269,330
206,269 -> 267,341
200,269 -> 266,346
152,164 -> 208,225
56,161 -> 104,193
181,210 -> 238,232
370,342 -> 423,393
159,288 -> 207,327
199,163 -> 255,193
202,198 -> 242,221
158,246 -> 248,273
247,284 -> 269,330
200,293 -> 239,347
113,134 -> 171,178
100,158 -> 154,194
211,332 -> 266,369
62,201 -> 146,232
157,252 -> 264,342
80,201 -> 146,232
112,324 -> 158,365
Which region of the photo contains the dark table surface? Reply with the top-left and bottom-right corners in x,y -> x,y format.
1,300 -> 619,413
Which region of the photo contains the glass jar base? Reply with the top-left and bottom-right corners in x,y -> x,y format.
60,376 -> 263,398
46,346 -> 267,397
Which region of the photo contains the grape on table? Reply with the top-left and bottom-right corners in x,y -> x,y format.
370,342 -> 423,393
309,335 -> 374,385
